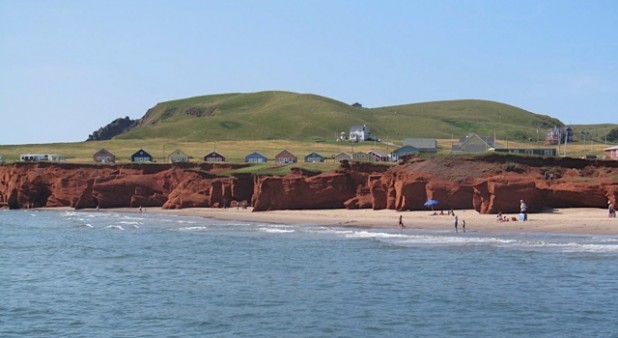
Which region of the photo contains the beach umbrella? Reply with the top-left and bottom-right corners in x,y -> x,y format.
424,199 -> 439,211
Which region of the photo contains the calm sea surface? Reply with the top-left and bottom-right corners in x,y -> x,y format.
1,209 -> 618,337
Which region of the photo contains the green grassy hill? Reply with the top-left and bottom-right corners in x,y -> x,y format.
3,91 -> 615,165
116,91 -> 567,143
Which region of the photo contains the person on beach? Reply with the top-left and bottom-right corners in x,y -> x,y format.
520,200 -> 528,221
398,215 -> 405,228
453,213 -> 458,233
609,201 -> 616,218
462,220 -> 466,232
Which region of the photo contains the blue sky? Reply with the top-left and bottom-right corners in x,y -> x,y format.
1,0 -> 617,145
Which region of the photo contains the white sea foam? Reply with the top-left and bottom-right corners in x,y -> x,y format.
178,226 -> 209,231
345,231 -> 407,239
106,225 -> 125,230
177,220 -> 197,224
553,243 -> 618,253
119,221 -> 141,228
309,227 -> 355,235
342,230 -> 517,247
257,228 -> 295,234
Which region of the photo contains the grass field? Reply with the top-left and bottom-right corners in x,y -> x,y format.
2,92 -> 615,172
0,138 -> 613,165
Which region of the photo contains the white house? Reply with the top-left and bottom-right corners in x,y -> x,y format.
349,125 -> 371,142
168,149 -> 189,163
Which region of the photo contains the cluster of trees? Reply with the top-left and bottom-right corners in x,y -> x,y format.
87,116 -> 138,141
607,128 -> 618,142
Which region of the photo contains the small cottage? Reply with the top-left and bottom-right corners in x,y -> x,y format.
93,148 -> 116,163
452,133 -> 494,153
204,151 -> 226,162
131,149 -> 153,163
275,150 -> 297,164
304,152 -> 325,163
168,149 -> 189,163
368,150 -> 388,162
391,146 -> 420,161
604,145 -> 618,160
245,151 -> 268,163
353,152 -> 371,162
334,151 -> 353,163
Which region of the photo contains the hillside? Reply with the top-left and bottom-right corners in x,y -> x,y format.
104,91 -> 567,142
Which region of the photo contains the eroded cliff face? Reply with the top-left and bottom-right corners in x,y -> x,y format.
1,155 -> 616,213
0,162 -> 253,210
251,156 -> 617,213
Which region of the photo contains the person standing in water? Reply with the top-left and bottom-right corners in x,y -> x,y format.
398,215 -> 405,228
453,213 -> 458,233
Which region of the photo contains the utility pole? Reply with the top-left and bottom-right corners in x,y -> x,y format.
557,129 -> 561,156
563,129 -> 568,158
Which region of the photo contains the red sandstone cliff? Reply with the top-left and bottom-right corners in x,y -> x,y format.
0,162 -> 253,210
0,155 -> 616,213
251,156 -> 617,213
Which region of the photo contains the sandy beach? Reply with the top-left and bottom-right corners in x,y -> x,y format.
111,206 -> 618,235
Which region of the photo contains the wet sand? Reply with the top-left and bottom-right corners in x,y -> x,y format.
114,207 -> 618,235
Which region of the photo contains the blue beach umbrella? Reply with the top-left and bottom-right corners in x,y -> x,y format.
424,199 -> 439,211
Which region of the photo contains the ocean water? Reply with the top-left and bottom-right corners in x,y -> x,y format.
1,210 -> 618,338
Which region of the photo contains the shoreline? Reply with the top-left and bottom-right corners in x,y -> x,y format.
35,206 -> 618,236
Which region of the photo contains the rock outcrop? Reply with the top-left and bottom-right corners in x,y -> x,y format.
0,162 -> 252,210
1,155 -> 616,214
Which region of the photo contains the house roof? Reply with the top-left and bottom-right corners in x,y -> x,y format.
458,133 -> 493,148
204,151 -> 225,157
94,148 -> 115,156
131,149 -> 152,157
393,146 -> 419,153
305,152 -> 323,157
350,125 -> 370,132
245,151 -> 267,158
368,149 -> 387,157
604,145 -> 618,151
403,138 -> 437,149
169,149 -> 188,156
275,149 -> 296,158
334,151 -> 353,158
